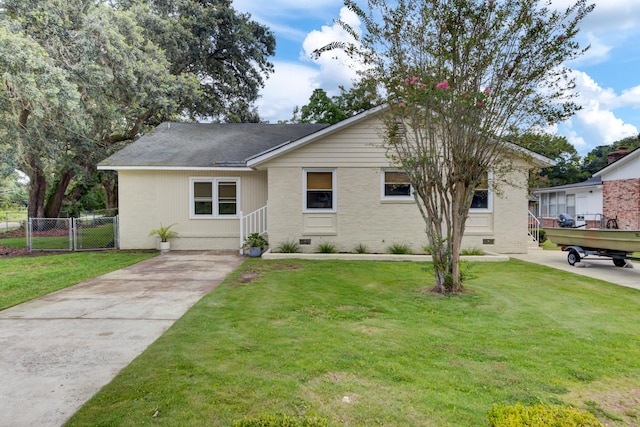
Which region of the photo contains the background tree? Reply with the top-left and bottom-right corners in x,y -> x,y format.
0,171 -> 28,210
581,135 -> 640,176
291,89 -> 349,124
316,0 -> 593,293
291,80 -> 381,124
511,132 -> 587,188
117,0 -> 275,123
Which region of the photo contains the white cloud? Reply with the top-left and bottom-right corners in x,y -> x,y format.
300,6 -> 365,93
550,0 -> 640,34
560,70 -> 638,152
568,32 -> 613,66
619,85 -> 640,109
256,61 -> 320,122
233,0 -> 343,42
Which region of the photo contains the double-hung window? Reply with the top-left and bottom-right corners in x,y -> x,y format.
382,170 -> 413,200
191,178 -> 240,218
470,172 -> 493,211
540,191 -> 570,218
304,169 -> 336,212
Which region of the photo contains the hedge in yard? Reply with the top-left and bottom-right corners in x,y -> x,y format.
233,414 -> 329,427
487,403 -> 603,427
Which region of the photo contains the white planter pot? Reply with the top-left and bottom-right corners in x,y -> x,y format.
159,241 -> 171,253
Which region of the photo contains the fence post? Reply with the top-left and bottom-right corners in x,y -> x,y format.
115,215 -> 119,249
27,218 -> 32,250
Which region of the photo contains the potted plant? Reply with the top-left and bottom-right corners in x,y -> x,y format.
149,223 -> 178,252
243,232 -> 268,257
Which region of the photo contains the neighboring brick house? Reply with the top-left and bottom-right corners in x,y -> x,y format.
594,147 -> 640,230
535,147 -> 640,230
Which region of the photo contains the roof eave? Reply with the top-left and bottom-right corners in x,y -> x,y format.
504,142 -> 556,167
97,165 -> 254,172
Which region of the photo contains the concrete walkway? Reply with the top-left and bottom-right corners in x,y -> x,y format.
509,249 -> 640,291
0,251 -> 244,427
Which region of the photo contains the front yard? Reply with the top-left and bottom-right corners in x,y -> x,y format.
62,258 -> 640,426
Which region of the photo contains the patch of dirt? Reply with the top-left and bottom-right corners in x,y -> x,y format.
238,272 -> 260,283
0,229 -> 25,239
567,383 -> 640,426
226,272 -> 261,287
0,246 -> 30,258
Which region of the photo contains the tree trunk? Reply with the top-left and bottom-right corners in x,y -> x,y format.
44,170 -> 74,218
26,154 -> 47,219
101,173 -> 118,210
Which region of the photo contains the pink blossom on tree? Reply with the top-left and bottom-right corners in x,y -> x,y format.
436,79 -> 449,89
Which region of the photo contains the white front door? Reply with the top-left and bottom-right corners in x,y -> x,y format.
575,195 -> 587,227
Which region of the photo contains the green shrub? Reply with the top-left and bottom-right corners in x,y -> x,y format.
487,403 -> 603,427
276,239 -> 300,253
538,229 -> 547,244
353,242 -> 369,254
387,242 -> 412,254
461,247 -> 485,256
316,242 -> 337,253
233,414 -> 328,427
422,245 -> 433,255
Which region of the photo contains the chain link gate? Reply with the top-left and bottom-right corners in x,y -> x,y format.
28,216 -> 118,251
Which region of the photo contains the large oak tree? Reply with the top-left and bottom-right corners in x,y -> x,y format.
0,0 -> 275,218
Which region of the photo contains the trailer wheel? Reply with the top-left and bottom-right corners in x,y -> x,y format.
567,249 -> 580,266
613,258 -> 627,267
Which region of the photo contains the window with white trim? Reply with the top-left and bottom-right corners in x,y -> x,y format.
382,170 -> 413,200
304,169 -> 336,211
191,178 -> 240,218
540,191 -> 570,218
470,172 -> 493,211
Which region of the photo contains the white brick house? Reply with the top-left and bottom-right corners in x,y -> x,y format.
535,147 -> 640,230
99,106 -> 551,253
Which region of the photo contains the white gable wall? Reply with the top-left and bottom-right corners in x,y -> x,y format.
595,148 -> 640,182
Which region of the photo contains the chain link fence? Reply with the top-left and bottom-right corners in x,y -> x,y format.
2,211 -> 28,232
28,216 -> 118,251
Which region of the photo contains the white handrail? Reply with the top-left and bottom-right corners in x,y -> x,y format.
239,205 -> 268,254
528,210 -> 540,243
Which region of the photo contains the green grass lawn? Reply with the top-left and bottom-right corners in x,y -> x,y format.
0,235 -> 26,248
66,259 -> 640,426
0,251 -> 157,310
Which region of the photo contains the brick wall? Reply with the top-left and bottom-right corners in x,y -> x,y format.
267,166 -> 530,254
603,179 -> 640,230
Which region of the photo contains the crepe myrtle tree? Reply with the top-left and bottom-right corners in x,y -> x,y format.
316,0 -> 593,292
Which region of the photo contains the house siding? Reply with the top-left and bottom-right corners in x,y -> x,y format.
603,179 -> 640,230
118,170 -> 267,250
263,112 -> 532,254
539,187 -> 603,229
263,117 -> 391,168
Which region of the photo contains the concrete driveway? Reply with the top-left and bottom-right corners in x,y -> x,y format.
0,251 -> 244,427
509,249 -> 640,291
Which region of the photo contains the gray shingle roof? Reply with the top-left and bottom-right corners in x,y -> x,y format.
99,122 -> 330,168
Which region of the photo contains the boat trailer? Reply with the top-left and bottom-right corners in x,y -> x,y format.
562,245 -> 640,267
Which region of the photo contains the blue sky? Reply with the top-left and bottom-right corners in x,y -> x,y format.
233,0 -> 640,155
